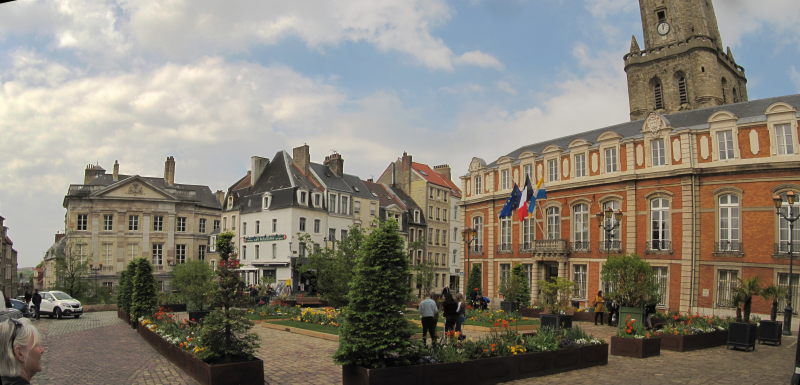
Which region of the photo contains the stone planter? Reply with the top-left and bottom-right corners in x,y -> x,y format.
137,322 -> 264,385
727,322 -> 757,351
758,320 -> 782,346
159,303 -> 187,312
500,301 -> 520,313
610,336 -> 661,358
342,343 -> 608,385
540,314 -> 572,330
660,330 -> 727,352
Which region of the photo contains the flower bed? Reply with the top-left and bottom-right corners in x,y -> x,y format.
656,313 -> 729,352
295,306 -> 342,326
611,316 -> 660,358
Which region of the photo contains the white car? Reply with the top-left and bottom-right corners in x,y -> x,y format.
38,291 -> 83,319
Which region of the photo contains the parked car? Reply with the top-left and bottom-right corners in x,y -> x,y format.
38,291 -> 83,319
0,292 -> 22,322
9,298 -> 31,318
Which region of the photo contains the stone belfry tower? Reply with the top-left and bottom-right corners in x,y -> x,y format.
624,0 -> 748,121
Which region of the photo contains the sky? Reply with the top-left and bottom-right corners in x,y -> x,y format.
1,0 -> 799,268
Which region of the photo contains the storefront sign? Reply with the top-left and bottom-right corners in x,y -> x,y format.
243,234 -> 287,242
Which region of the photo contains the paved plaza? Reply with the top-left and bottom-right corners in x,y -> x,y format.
26,311 -> 797,384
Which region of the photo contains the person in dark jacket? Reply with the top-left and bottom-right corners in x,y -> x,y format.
0,318 -> 45,385
31,291 -> 41,321
23,292 -> 31,307
441,288 -> 458,333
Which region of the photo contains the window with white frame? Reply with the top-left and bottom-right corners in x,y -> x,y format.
255,220 -> 260,234
232,215 -> 236,230
77,214 -> 88,230
102,243 -> 113,266
501,169 -> 509,190
103,214 -> 113,231
522,264 -> 533,292
153,215 -> 163,231
650,198 -> 670,250
255,244 -> 260,260
601,201 -> 621,249
717,130 -> 735,160
604,147 -> 618,173
776,123 -> 795,155
718,194 -> 740,251
523,164 -> 533,182
127,244 -> 138,259
653,266 -> 668,306
299,217 -> 306,232
573,264 -> 587,299
176,244 -> 186,264
128,215 -> 139,231
651,138 -> 666,166
198,245 -> 206,261
522,218 -> 534,250
272,218 -> 277,232
313,193 -> 321,208
314,219 -> 320,233
341,196 -> 349,215
778,191 -> 800,253
243,222 -> 248,235
472,216 -> 483,251
435,229 -> 440,245
263,194 -> 271,210
272,243 -> 277,259
546,207 -> 560,240
500,263 -> 511,288
354,200 -> 361,214
778,273 -> 800,314
328,194 -> 337,213
500,217 -> 511,251
299,190 -> 307,205
213,219 -> 219,231
574,153 -> 586,178
428,228 -> 433,245
716,269 -> 738,307
548,159 -> 558,182
414,210 -> 420,223
241,245 -> 247,260
199,218 -> 206,233
573,204 -> 589,250
152,243 -> 163,266
474,176 -> 482,195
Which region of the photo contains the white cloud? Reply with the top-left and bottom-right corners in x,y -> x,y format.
495,81 -> 517,95
455,50 -> 505,70
715,1 -> 800,49
584,0 -> 636,19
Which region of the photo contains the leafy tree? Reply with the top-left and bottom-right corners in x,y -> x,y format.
172,260 -> 215,311
467,264 -> 482,298
500,264 -> 530,308
334,220 -> 412,368
54,243 -> 90,297
761,284 -> 788,322
197,232 -> 259,363
600,254 -> 660,308
537,277 -> 576,314
298,226 -> 365,307
117,260 -> 137,316
130,257 -> 157,322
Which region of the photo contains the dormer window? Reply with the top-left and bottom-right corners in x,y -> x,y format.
298,190 -> 308,206
414,210 -> 420,223
312,193 -> 321,208
341,196 -> 350,215
262,194 -> 272,210
227,196 -> 234,210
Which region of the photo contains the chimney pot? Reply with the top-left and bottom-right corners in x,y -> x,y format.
113,160 -> 119,181
164,156 -> 175,185
292,145 -> 311,174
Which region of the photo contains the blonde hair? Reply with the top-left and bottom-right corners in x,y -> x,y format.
0,318 -> 42,377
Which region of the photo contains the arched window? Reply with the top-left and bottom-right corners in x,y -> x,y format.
776,191 -> 800,253
546,207 -> 561,240
676,73 -> 688,105
718,194 -> 740,252
472,216 -> 484,252
572,203 -> 589,250
652,78 -> 664,110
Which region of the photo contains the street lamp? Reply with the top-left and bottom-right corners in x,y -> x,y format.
89,263 -> 102,298
773,191 -> 799,336
462,227 -> 478,293
596,207 -> 623,253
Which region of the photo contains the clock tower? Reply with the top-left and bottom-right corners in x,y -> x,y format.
624,0 -> 748,121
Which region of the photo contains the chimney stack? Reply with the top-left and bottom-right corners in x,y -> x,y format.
324,153 -> 344,177
83,163 -> 106,184
292,144 -> 310,174
215,190 -> 225,206
433,164 -> 451,181
164,156 -> 175,185
112,160 -> 119,181
250,156 -> 270,185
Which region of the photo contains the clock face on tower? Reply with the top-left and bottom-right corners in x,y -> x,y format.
657,22 -> 670,36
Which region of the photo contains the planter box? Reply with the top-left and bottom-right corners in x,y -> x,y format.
571,311 -> 595,322
758,320 -> 782,346
159,304 -> 187,312
117,310 -> 130,324
188,310 -> 211,323
137,321 -> 264,385
519,308 -> 542,318
660,330 -> 726,352
500,301 -> 520,313
618,306 -> 645,328
540,314 -> 572,330
727,322 -> 757,351
610,336 -> 661,358
342,343 -> 608,385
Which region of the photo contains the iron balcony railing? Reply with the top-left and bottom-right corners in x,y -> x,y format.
646,240 -> 672,253
714,240 -> 742,253
531,239 -> 569,254
775,242 -> 800,254
469,245 -> 484,256
599,240 -> 622,251
496,244 -> 513,254
571,241 -> 590,252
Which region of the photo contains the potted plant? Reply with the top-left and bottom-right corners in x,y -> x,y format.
537,277 -> 576,330
600,254 -> 660,330
727,276 -> 761,351
757,283 -> 785,345
610,316 -> 660,358
499,265 -> 530,313
172,260 -> 216,323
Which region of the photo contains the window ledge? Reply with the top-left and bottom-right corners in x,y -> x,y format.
645,249 -> 674,255
713,251 -> 744,258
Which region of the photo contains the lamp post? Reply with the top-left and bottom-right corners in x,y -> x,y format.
773,191 -> 799,337
462,227 -> 478,293
89,263 -> 102,298
596,207 -> 623,254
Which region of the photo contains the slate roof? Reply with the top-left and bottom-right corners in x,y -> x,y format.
68,173 -> 222,210
484,94 -> 800,169
363,181 -> 426,226
412,162 -> 462,197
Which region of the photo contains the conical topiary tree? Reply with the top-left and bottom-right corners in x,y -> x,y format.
334,220 -> 412,368
130,257 -> 157,322
467,264 -> 482,303
117,269 -> 132,316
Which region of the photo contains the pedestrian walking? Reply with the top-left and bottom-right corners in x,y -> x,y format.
31,290 -> 41,321
23,292 -> 31,307
593,290 -> 606,325
455,293 -> 466,340
418,293 -> 438,346
0,318 -> 45,385
442,288 -> 458,333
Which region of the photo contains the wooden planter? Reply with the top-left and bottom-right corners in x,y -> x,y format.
137,322 -> 264,385
519,308 -> 542,318
159,304 -> 187,312
610,336 -> 661,358
758,320 -> 782,346
540,314 -> 572,330
660,330 -> 727,352
618,306 -> 645,327
571,311 -> 596,322
727,322 -> 757,351
500,301 -> 520,313
342,343 -> 608,385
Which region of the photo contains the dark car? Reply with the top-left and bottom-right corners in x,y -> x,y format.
10,298 -> 31,318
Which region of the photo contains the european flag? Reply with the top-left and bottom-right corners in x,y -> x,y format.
499,184 -> 521,218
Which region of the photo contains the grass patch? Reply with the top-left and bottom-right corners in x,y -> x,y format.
269,320 -> 341,335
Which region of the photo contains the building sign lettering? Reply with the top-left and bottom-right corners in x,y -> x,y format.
243,234 -> 287,242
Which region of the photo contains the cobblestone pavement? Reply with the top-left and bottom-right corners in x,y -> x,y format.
29,311 -> 199,385
20,312 -> 798,384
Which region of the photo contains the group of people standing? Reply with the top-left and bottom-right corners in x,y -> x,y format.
418,288 -> 466,345
22,291 -> 42,321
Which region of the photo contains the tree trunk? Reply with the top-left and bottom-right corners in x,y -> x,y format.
771,300 -> 779,322
743,298 -> 752,323
735,305 -> 742,322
